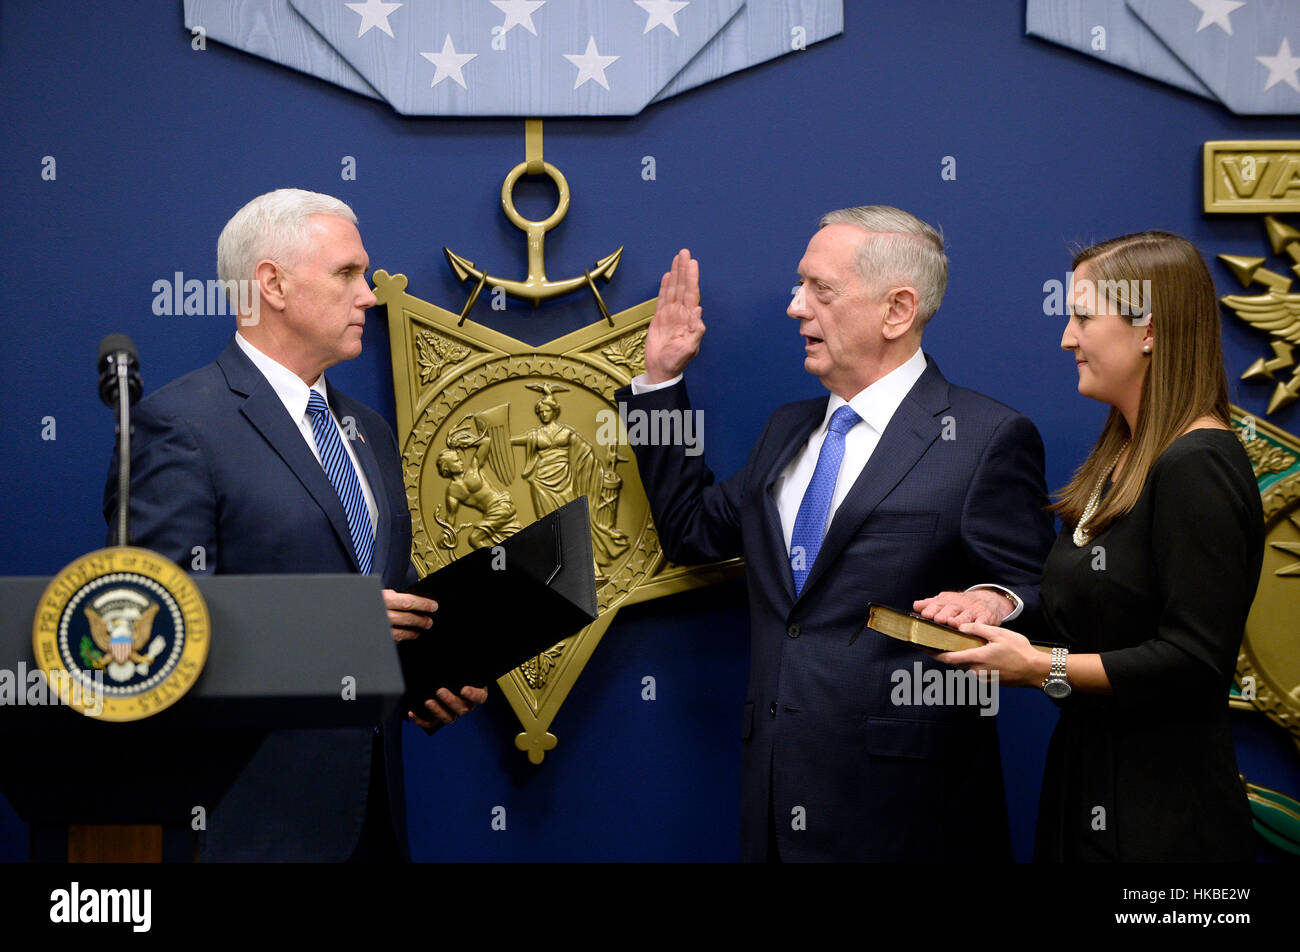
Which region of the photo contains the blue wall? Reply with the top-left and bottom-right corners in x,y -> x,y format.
2,1 -> 1297,860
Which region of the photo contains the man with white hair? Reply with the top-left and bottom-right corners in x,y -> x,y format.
618,206 -> 1056,861
105,188 -> 485,861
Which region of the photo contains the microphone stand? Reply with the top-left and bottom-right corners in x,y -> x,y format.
113,356 -> 131,547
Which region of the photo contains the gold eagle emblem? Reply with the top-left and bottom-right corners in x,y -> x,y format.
84,589 -> 164,681
1220,215 -> 1300,414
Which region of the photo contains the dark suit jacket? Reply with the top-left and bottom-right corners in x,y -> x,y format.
104,335 -> 414,861
616,356 -> 1055,861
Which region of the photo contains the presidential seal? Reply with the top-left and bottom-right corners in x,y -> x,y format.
32,547 -> 209,722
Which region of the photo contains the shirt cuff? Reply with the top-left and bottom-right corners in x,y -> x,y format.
630,372 -> 683,395
965,583 -> 1023,622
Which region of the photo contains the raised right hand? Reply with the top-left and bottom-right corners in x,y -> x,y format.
644,249 -> 705,384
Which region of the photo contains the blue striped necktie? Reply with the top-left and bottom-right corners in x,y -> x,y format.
789,404 -> 861,596
306,390 -> 375,575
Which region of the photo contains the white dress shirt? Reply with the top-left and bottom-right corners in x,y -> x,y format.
630,346 -> 1022,619
769,348 -> 927,552
235,333 -> 378,535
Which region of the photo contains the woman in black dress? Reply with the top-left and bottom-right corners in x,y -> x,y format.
929,231 -> 1263,861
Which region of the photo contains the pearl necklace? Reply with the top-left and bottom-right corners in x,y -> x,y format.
1073,441 -> 1129,547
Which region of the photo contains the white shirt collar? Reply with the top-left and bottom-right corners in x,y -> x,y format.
824,347 -> 927,435
234,332 -> 329,422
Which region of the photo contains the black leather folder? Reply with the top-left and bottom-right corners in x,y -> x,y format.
398,495 -> 598,707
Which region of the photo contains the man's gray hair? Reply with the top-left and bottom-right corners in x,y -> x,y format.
818,205 -> 948,323
217,188 -> 358,290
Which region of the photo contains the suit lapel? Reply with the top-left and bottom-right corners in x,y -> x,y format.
795,357 -> 951,603
216,338 -> 361,572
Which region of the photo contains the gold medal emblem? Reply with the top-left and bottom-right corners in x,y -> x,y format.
378,122 -> 741,762
1233,413 -> 1300,748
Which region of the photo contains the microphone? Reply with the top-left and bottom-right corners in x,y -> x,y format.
97,334 -> 142,408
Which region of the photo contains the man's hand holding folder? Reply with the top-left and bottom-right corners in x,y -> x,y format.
382,588 -> 488,733
395,497 -> 598,723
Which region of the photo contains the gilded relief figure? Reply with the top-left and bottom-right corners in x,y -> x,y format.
511,383 -> 629,566
436,407 -> 523,553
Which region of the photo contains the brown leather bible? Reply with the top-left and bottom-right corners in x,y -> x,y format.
864,603 -> 1057,654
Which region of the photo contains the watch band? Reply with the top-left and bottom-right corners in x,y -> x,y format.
1042,646 -> 1072,699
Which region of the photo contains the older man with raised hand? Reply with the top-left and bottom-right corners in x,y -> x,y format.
105,188 -> 486,862
617,205 -> 1055,861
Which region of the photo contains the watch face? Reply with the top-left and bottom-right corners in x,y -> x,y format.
1043,678 -> 1072,700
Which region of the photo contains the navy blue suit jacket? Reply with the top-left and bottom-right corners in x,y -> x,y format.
616,356 -> 1055,861
104,336 -> 414,861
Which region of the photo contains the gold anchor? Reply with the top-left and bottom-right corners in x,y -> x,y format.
444,119 -> 622,326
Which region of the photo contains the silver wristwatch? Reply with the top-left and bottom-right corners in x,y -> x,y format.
1042,646 -> 1072,699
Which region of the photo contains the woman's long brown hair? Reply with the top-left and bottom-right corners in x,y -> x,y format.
1051,231 -> 1231,534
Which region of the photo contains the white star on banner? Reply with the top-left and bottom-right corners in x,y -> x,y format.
345,0 -> 402,39
1257,36 -> 1300,93
635,0 -> 690,36
491,0 -> 546,36
563,36 -> 619,90
1187,0 -> 1245,36
420,35 -> 478,89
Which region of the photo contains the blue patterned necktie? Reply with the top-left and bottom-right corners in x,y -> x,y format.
306,390 -> 375,575
789,404 -> 861,596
